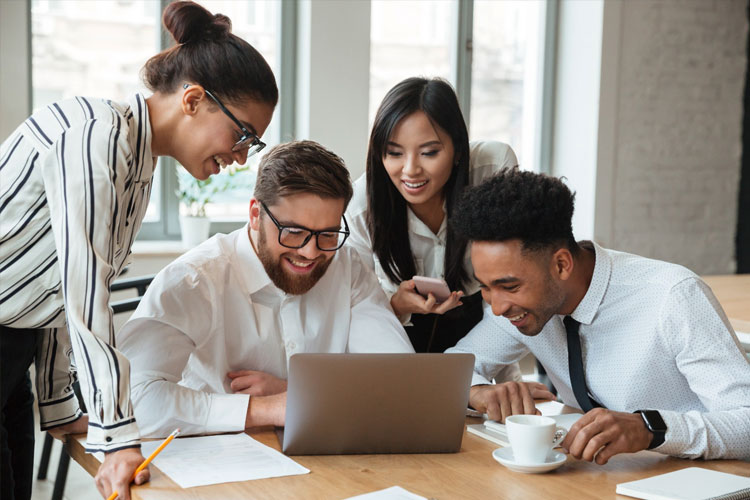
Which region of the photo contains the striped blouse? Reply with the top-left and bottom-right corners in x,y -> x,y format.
0,93 -> 154,452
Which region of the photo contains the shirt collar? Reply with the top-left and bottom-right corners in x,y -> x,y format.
570,241 -> 612,326
233,224 -> 275,295
406,202 -> 447,243
126,93 -> 155,184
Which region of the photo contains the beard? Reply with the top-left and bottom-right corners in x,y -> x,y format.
523,271 -> 567,336
256,223 -> 333,295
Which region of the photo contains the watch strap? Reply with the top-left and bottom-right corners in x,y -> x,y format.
635,410 -> 666,449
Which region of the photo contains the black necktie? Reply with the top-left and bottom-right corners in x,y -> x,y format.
564,316 -> 602,412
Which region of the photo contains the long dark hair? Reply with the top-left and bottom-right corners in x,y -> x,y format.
366,77 -> 470,291
142,0 -> 278,107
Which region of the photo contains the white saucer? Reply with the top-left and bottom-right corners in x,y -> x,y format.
492,447 -> 567,474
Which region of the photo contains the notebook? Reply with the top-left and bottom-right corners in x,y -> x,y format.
467,423 -> 510,446
616,467 -> 750,500
281,353 -> 475,455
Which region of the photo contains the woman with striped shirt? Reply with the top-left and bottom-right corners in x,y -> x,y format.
0,2 -> 277,499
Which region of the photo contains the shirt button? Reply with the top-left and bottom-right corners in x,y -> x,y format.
287,341 -> 296,350
106,437 -> 112,442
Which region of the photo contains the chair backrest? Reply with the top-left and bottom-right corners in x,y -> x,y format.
110,275 -> 155,314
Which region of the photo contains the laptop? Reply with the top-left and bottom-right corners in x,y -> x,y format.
280,352 -> 475,455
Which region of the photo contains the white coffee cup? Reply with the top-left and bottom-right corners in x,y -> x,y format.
505,415 -> 567,465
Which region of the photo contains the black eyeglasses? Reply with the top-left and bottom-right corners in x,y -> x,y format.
261,202 -> 350,251
184,84 -> 266,157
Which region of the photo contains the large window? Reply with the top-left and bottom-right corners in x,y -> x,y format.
30,0 -> 282,237
189,0 -> 280,221
369,0 -> 548,171
470,0 -> 546,171
26,0 -> 551,241
31,0 -> 160,220
369,0 -> 453,124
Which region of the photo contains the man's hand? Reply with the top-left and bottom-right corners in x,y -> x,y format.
245,392 -> 287,428
228,370 -> 287,396
390,280 -> 464,318
469,381 -> 556,423
561,408 -> 653,465
95,447 -> 149,500
47,414 -> 89,440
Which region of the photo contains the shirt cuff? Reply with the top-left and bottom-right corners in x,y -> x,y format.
651,409 -> 692,457
38,392 -> 83,430
471,372 -> 493,386
400,313 -> 413,327
206,393 -> 250,433
85,419 -> 141,453
382,287 -> 412,326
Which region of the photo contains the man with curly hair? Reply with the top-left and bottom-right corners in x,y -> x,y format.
446,169 -> 750,462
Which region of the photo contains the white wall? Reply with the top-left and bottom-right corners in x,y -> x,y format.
552,0 -> 746,274
602,0 -> 746,274
550,0 -> 605,241
295,0 -> 371,180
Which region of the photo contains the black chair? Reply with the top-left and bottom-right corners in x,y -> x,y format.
36,274 -> 155,500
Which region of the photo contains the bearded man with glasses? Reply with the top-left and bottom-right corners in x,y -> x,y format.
117,141 -> 414,437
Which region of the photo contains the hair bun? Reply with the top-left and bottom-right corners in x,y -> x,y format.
212,13 -> 232,32
163,1 -> 231,45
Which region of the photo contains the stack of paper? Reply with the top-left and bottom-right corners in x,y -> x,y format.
141,433 -> 309,488
467,401 -> 582,447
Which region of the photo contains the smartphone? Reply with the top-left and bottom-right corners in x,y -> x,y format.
412,275 -> 452,303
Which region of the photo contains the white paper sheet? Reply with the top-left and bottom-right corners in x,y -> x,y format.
141,433 -> 309,488
735,330 -> 750,351
535,400 -> 566,416
343,486 -> 427,500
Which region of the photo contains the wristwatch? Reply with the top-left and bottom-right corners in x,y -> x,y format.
635,410 -> 667,449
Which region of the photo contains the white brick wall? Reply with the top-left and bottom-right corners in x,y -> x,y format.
610,0 -> 746,274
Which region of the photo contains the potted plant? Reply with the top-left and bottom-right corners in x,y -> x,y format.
176,163 -> 255,248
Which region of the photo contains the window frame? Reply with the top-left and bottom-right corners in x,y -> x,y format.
139,0 -> 296,240
457,0 -> 558,175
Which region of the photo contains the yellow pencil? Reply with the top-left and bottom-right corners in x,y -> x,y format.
107,428 -> 180,500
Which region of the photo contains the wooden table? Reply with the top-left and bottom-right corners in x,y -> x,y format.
703,274 -> 750,351
66,416 -> 749,500
66,276 -> 749,498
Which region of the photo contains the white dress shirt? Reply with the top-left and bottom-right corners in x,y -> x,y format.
447,241 -> 750,459
117,227 -> 415,438
0,94 -> 154,452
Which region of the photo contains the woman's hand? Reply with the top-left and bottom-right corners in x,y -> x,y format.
47,414 -> 89,440
390,279 -> 464,318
